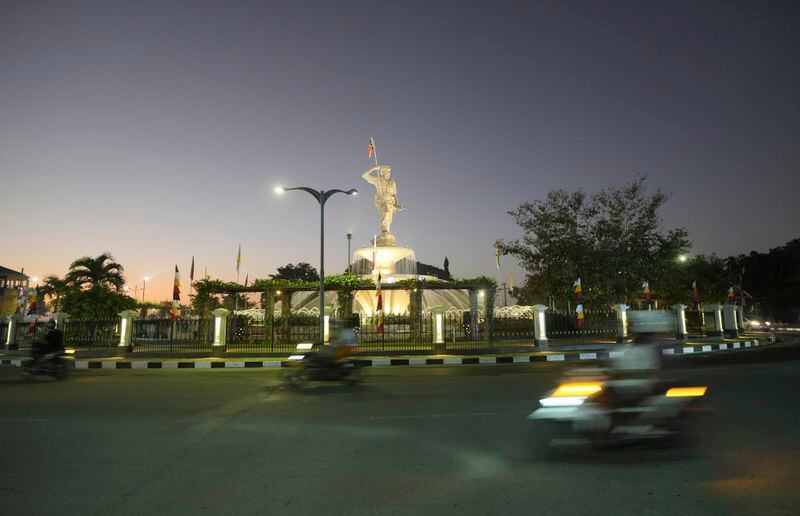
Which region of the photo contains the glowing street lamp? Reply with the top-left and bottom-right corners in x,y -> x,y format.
274,185 -> 358,345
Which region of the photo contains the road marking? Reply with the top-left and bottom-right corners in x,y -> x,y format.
368,411 -> 524,420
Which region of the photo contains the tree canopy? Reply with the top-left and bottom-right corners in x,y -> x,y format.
65,252 -> 126,292
270,262 -> 319,282
497,175 -> 690,307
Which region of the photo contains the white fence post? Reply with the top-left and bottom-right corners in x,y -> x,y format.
672,304 -> 687,340
533,304 -> 548,350
721,304 -> 739,339
53,312 -> 70,329
118,310 -> 136,350
212,308 -> 229,351
613,304 -> 629,343
703,304 -> 723,337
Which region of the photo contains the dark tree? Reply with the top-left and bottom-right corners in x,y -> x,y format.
497,175 -> 690,307
270,263 -> 320,282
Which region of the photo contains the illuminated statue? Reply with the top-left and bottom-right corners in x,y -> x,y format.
362,165 -> 404,244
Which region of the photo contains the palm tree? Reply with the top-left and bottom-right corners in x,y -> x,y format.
66,252 -> 126,292
38,274 -> 71,312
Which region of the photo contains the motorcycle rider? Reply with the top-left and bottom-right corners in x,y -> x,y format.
310,328 -> 356,369
31,321 -> 65,369
604,333 -> 663,404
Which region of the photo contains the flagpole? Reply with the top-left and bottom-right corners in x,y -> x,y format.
370,135 -> 382,196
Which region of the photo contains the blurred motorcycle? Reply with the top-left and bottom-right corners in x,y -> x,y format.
22,349 -> 73,381
529,345 -> 709,449
283,330 -> 364,388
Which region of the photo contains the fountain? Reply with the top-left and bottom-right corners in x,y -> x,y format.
282,161 -> 470,316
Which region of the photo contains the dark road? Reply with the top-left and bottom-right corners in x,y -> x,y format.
2,343 -> 799,515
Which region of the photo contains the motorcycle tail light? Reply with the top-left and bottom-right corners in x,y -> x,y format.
666,386 -> 707,397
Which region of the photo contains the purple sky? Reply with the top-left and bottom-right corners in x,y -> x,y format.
2,1 -> 798,301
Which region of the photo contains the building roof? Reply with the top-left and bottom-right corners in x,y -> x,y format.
0,266 -> 29,280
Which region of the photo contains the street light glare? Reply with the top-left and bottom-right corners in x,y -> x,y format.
143,276 -> 149,282
349,189 -> 358,196
678,254 -> 688,263
274,186 -> 285,194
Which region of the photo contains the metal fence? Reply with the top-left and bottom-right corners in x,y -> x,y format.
545,309 -> 618,346
131,318 -> 214,352
0,320 -> 8,346
64,319 -> 119,349
355,313 -> 434,353
685,310 -> 705,337
7,320 -> 50,349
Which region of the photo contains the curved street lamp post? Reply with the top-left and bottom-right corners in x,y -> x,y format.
275,186 -> 358,345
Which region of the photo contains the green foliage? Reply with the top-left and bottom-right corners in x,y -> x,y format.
38,275 -> 72,312
61,286 -> 137,319
270,262 -> 319,282
727,239 -> 800,322
498,175 -> 690,307
324,273 -> 374,289
394,276 -> 496,290
65,252 -> 126,292
190,278 -> 225,317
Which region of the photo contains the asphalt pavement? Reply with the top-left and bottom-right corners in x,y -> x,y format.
1,339 -> 798,515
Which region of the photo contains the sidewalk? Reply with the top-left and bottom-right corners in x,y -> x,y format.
0,335 -> 771,370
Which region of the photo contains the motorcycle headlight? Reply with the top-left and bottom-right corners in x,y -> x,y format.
539,396 -> 588,407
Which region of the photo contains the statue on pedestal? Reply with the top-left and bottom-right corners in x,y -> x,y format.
362,165 -> 404,246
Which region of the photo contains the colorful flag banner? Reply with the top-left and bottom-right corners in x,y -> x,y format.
170,266 -> 180,322
727,286 -> 735,304
691,280 -> 700,308
574,277 -> 583,301
376,271 -> 384,335
642,280 -> 651,302
368,136 -> 376,159
575,303 -> 585,328
495,247 -> 501,270
509,274 -> 515,291
26,287 -> 38,335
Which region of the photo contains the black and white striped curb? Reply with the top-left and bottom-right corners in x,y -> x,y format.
0,339 -> 765,370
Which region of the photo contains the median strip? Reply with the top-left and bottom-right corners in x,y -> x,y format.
1,337 -> 769,372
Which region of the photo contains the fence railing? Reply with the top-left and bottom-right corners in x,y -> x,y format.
64,319 -> 119,349
685,310 -> 705,337
2,306 -> 700,354
545,309 -> 618,346
131,319 -> 214,352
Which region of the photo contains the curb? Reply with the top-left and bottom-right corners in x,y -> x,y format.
0,339 -> 767,370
